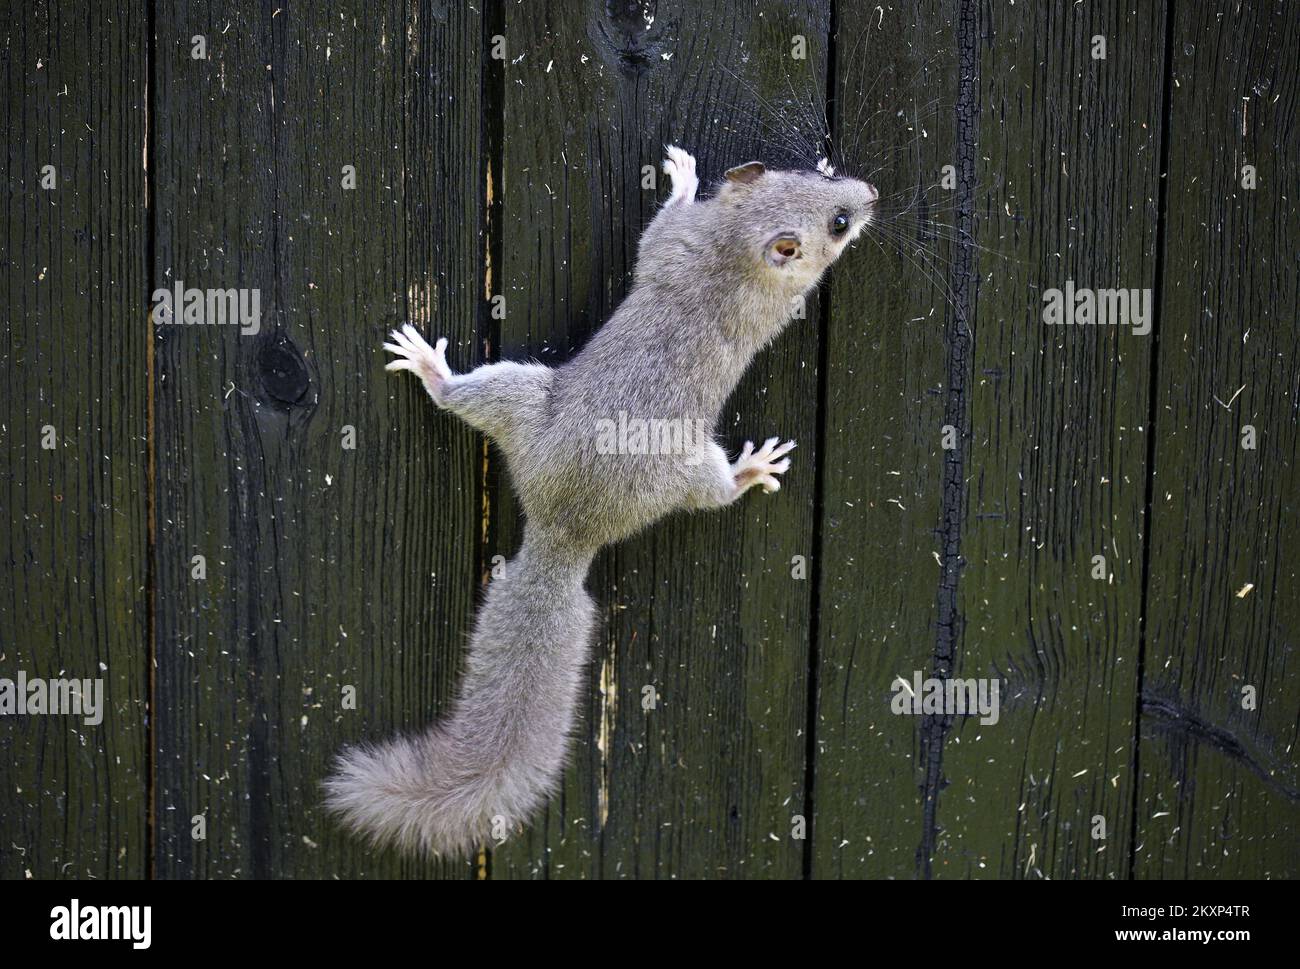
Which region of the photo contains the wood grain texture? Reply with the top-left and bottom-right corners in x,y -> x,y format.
809,0 -> 957,879
935,0 -> 1165,880
812,0 -> 1167,879
2,0 -> 1297,882
1133,0 -> 1300,879
488,0 -> 831,878
150,0 -> 484,878
0,1 -> 149,879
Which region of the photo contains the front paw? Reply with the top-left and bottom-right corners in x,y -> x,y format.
383,324 -> 451,402
662,145 -> 698,205
731,437 -> 795,494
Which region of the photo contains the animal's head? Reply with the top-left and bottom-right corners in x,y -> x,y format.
714,158 -> 877,293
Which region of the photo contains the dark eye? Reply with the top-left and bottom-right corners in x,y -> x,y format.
831,211 -> 851,235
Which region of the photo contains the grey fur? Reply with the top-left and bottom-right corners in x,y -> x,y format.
324,148 -> 876,857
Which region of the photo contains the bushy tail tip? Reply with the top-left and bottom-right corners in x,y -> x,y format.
322,730 -> 493,859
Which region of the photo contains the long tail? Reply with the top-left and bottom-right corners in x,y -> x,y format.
324,525 -> 597,857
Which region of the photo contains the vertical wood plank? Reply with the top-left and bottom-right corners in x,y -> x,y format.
0,1 -> 149,879
812,0 -> 1166,879
931,0 -> 1165,879
151,0 -> 484,877
1134,0 -> 1300,878
809,1 -> 958,879
491,1 -> 830,878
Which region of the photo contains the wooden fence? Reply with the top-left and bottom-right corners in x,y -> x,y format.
2,0 -> 1296,879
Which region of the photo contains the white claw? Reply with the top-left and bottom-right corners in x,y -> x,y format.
381,325 -> 452,400
731,437 -> 796,497
662,144 -> 698,205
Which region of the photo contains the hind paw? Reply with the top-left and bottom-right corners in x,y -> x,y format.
384,323 -> 452,404
731,437 -> 795,495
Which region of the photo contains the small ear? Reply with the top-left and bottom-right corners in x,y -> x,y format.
765,234 -> 802,267
725,161 -> 766,185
